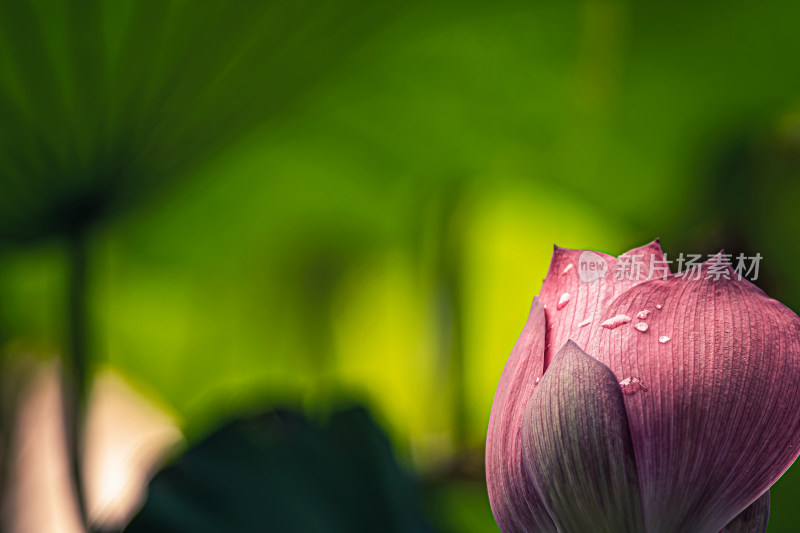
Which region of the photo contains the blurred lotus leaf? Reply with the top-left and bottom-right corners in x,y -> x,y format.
124,406 -> 437,533
0,0 -> 395,242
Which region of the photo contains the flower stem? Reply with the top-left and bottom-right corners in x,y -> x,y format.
63,229 -> 91,532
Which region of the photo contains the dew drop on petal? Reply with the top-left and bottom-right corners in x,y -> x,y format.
563,263 -> 574,274
601,314 -> 631,329
636,310 -> 650,320
634,322 -> 648,332
557,292 -> 571,310
578,318 -> 592,328
619,377 -> 648,395
659,335 -> 671,343
656,304 -> 663,310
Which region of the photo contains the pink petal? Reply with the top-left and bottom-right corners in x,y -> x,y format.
538,239 -> 668,370
720,491 -> 769,533
586,255 -> 800,532
486,297 -> 556,532
522,341 -> 645,532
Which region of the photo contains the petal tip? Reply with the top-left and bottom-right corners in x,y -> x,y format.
530,295 -> 545,316
563,339 -> 580,351
553,339 -> 595,367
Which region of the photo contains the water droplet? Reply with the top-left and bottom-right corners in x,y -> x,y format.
658,335 -> 671,343
634,322 -> 648,332
619,377 -> 648,395
557,292 -> 571,310
563,263 -> 574,274
636,310 -> 650,320
656,304 -> 663,310
601,314 -> 631,329
578,318 -> 592,328
534,377 -> 540,385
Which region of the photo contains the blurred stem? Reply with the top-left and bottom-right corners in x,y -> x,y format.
0,366 -> 12,526
445,257 -> 466,450
434,183 -> 468,450
63,229 -> 91,533
0,300 -> 8,522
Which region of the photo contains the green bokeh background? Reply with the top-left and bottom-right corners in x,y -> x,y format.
1,0 -> 800,531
